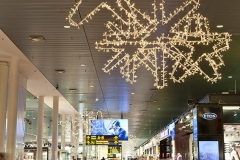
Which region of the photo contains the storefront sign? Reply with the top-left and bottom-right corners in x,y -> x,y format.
161,129 -> 169,139
202,112 -> 217,120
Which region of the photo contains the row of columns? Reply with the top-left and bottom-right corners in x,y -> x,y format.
0,59 -> 85,160
0,58 -> 19,160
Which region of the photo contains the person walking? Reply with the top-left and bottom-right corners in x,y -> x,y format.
231,144 -> 240,160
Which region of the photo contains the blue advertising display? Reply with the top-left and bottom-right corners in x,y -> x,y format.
199,141 -> 219,160
193,107 -> 198,141
169,123 -> 175,140
91,119 -> 128,140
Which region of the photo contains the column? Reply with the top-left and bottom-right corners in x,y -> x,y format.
82,115 -> 87,160
61,114 -> 66,150
6,57 -> 19,160
52,96 -> 59,160
37,96 -> 44,160
0,61 -> 9,152
71,114 -> 76,159
76,128 -> 80,159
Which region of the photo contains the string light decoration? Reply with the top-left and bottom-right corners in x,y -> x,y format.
67,0 -> 231,89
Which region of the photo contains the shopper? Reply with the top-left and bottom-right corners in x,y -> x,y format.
231,144 -> 240,160
176,153 -> 182,160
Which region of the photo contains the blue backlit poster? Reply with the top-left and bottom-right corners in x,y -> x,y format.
91,119 -> 128,140
193,107 -> 198,141
199,141 -> 219,160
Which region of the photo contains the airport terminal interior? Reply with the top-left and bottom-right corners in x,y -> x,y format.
1,0 -> 240,160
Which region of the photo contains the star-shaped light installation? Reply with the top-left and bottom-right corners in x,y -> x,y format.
67,0 -> 231,89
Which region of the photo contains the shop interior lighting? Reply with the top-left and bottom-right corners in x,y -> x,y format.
67,0 -> 231,89
223,106 -> 240,110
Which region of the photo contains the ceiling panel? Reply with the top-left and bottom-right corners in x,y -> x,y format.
1,0 -> 240,140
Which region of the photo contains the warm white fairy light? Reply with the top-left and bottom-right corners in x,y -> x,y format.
67,0 -> 231,89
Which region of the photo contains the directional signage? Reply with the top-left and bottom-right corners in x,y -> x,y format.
86,135 -> 119,145
108,145 -> 122,153
107,145 -> 122,158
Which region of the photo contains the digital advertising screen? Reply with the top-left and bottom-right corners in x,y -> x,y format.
199,141 -> 219,160
91,119 -> 128,140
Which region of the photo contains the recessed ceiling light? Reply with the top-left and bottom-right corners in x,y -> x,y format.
27,115 -> 30,116
90,85 -> 94,88
79,100 -> 85,104
158,108 -> 161,110
27,99 -> 30,101
228,76 -> 233,79
131,92 -> 134,95
55,69 -> 66,74
64,25 -> 71,28
81,64 -> 86,67
69,88 -> 77,91
96,98 -> 99,101
216,25 -> 223,28
153,100 -> 157,103
29,36 -> 45,42
33,118 -> 35,119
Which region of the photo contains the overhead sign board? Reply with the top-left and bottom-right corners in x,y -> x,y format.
108,145 -> 122,153
107,145 -> 122,158
86,135 -> 119,145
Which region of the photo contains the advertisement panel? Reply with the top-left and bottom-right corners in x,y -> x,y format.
199,141 -> 219,160
91,119 -> 128,140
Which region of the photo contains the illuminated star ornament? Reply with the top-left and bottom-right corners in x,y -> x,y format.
67,0 -> 231,89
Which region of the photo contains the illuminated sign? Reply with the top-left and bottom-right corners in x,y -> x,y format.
160,129 -> 169,139
202,113 -> 217,120
86,135 -> 119,145
107,145 -> 122,158
108,145 -> 122,153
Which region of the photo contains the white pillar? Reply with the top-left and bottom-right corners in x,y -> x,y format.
37,96 -> 44,160
61,114 -> 66,150
76,125 -> 80,159
83,115 -> 86,159
6,57 -> 19,160
0,61 -> 9,153
52,96 -> 59,160
71,114 -> 76,159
